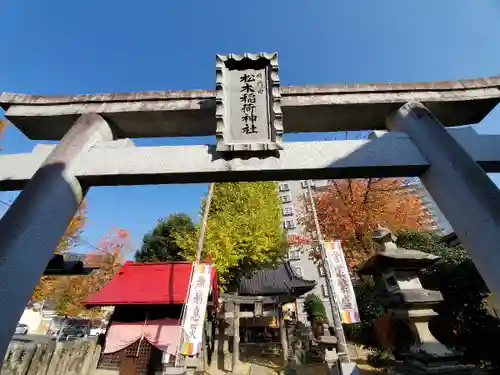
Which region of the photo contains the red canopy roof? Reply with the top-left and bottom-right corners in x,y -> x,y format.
84,261 -> 217,307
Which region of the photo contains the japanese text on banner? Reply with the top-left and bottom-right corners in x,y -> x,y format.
324,240 -> 360,324
181,264 -> 212,355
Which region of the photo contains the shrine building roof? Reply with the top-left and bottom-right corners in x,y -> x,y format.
238,261 -> 316,297
83,261 -> 217,308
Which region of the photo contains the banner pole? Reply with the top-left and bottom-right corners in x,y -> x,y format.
176,183 -> 215,366
306,181 -> 350,363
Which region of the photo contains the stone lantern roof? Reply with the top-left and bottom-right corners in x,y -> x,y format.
357,226 -> 440,275
357,248 -> 440,275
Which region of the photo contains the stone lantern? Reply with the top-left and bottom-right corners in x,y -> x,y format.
357,227 -> 474,375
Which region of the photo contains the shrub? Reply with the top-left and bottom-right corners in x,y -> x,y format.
367,349 -> 394,368
343,276 -> 385,351
303,293 -> 328,325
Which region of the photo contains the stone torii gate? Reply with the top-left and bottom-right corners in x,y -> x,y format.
1,52 -> 500,362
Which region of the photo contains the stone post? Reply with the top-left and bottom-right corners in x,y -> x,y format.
0,114 -> 114,364
278,304 -> 288,363
285,320 -> 297,365
386,101 -> 500,297
184,357 -> 201,375
232,302 -> 240,373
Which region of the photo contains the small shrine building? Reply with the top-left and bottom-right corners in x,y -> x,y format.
84,261 -> 218,375
213,261 -> 316,372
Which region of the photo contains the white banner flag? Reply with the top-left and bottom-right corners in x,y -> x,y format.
180,263 -> 212,355
324,240 -> 360,324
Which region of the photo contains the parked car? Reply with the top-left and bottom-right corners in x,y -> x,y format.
53,327 -> 87,341
89,328 -> 104,336
15,324 -> 28,335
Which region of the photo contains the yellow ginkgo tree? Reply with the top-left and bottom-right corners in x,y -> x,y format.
176,182 -> 288,288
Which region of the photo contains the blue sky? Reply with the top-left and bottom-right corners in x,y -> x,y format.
1,0 -> 500,255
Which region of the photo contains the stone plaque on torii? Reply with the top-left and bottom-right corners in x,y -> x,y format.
215,53 -> 283,152
1,53 -> 500,365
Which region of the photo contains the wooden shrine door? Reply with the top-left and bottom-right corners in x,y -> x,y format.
118,340 -> 152,375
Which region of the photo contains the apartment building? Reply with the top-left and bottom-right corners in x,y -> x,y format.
277,179 -> 335,324
410,184 -> 453,235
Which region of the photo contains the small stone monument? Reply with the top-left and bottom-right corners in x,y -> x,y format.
357,226 -> 475,375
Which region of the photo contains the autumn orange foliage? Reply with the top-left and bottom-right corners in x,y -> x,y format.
0,119 -> 5,150
32,202 -> 88,302
298,178 -> 432,270
54,228 -> 131,317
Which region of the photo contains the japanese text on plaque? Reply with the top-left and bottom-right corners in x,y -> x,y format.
239,73 -> 264,135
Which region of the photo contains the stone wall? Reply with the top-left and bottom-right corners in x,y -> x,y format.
1,339 -> 101,375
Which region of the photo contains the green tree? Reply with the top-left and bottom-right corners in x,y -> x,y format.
176,182 -> 288,287
135,213 -> 195,262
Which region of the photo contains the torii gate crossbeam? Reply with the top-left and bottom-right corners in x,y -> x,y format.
0,127 -> 498,190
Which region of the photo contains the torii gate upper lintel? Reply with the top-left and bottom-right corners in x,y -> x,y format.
1,53 -> 500,364
2,73 -> 500,141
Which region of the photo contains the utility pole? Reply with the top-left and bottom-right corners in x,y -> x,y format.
306,181 -> 349,362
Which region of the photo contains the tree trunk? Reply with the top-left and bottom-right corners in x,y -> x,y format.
313,321 -> 324,339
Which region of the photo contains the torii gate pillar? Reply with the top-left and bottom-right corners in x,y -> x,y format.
0,114 -> 113,361
387,101 -> 500,295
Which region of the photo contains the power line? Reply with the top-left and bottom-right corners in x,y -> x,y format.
74,237 -> 100,252
0,199 -> 12,208
0,197 -> 101,253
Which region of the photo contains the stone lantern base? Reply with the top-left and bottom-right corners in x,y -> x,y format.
390,352 -> 476,375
